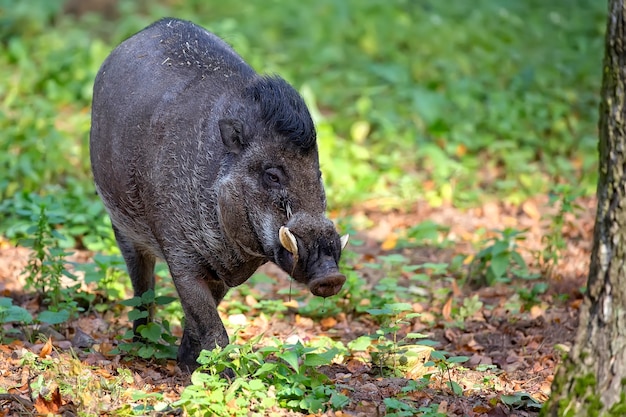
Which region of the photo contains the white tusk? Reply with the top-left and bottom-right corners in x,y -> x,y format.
340,234 -> 349,250
279,226 -> 298,256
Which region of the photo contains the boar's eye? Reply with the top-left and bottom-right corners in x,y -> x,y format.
263,167 -> 284,189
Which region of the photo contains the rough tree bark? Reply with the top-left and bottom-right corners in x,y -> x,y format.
541,1 -> 626,415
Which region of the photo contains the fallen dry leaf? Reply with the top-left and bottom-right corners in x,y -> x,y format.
34,386 -> 62,414
39,338 -> 53,358
522,200 -> 541,220
442,297 -> 453,321
320,316 -> 337,329
451,279 -> 462,297
529,305 -> 545,319
380,233 -> 398,250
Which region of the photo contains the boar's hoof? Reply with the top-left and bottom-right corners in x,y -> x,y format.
309,273 -> 346,298
178,332 -> 202,373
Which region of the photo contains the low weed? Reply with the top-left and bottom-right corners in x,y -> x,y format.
468,228 -> 537,287
75,253 -> 128,308
114,289 -> 178,361
540,184 -> 585,277
21,204 -> 85,326
360,254 -> 437,312
365,302 -> 419,374
397,220 -> 452,249
518,282 -> 549,309
347,302 -> 438,386
0,297 -> 33,342
175,335 -> 349,416
445,294 -> 484,329
384,397 -> 421,417
382,388 -> 447,417
415,403 -> 447,417
499,392 -> 542,411
425,350 -> 470,396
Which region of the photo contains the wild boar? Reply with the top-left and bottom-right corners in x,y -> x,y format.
89,18 -> 348,372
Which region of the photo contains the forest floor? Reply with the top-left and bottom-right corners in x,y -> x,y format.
0,195 -> 595,416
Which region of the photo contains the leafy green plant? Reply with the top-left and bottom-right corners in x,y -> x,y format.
445,294 -> 484,329
540,184 -> 585,277
0,297 -> 33,342
416,403 -> 447,417
114,289 -> 178,360
21,204 -> 84,325
468,228 -> 537,287
384,397 -> 420,417
175,336 -> 348,416
367,302 -> 414,373
0,186 -> 111,251
424,350 -> 469,396
355,302 -> 437,382
398,220 -> 451,249
518,282 -> 549,309
500,392 -> 542,411
75,253 -> 129,306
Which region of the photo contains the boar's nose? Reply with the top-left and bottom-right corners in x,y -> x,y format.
308,257 -> 346,298
309,273 -> 346,297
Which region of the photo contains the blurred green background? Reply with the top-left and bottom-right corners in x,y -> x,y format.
0,0 -> 606,248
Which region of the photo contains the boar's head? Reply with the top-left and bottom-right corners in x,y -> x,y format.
276,214 -> 349,297
215,75 -> 347,297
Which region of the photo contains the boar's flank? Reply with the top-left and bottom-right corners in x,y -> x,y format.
89,18 -> 348,372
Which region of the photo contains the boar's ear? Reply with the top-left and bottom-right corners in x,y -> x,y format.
218,118 -> 245,154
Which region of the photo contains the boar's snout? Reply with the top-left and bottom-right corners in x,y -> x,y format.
307,253 -> 346,297
309,267 -> 346,297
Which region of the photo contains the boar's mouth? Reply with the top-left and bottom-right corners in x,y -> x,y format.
276,225 -> 348,298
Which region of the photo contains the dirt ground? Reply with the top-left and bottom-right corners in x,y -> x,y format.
0,196 -> 595,416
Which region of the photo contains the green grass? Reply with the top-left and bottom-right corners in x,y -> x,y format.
0,0 -> 605,232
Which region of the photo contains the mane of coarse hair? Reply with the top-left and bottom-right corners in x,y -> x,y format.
243,75 -> 316,151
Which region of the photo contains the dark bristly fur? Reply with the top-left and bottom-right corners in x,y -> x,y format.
89,18 -> 345,373
244,76 -> 316,151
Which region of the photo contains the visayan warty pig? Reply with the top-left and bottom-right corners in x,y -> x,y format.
89,18 -> 348,371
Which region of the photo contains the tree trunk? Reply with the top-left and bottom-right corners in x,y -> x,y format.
541,1 -> 626,415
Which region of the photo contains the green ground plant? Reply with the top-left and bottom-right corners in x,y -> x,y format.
445,294 -> 484,329
175,335 -> 349,416
425,351 -> 470,396
21,204 -> 84,325
398,220 -> 452,249
540,184 -> 585,277
114,289 -> 178,361
75,253 -> 128,307
468,228 -> 537,287
0,297 -> 33,342
366,302 -> 420,374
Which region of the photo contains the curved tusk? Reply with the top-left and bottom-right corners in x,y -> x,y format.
340,234 -> 349,250
279,226 -> 298,256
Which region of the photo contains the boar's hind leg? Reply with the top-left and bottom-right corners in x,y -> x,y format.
112,226 -> 156,336
168,262 -> 230,373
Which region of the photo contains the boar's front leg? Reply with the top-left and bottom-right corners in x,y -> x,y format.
167,259 -> 230,373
